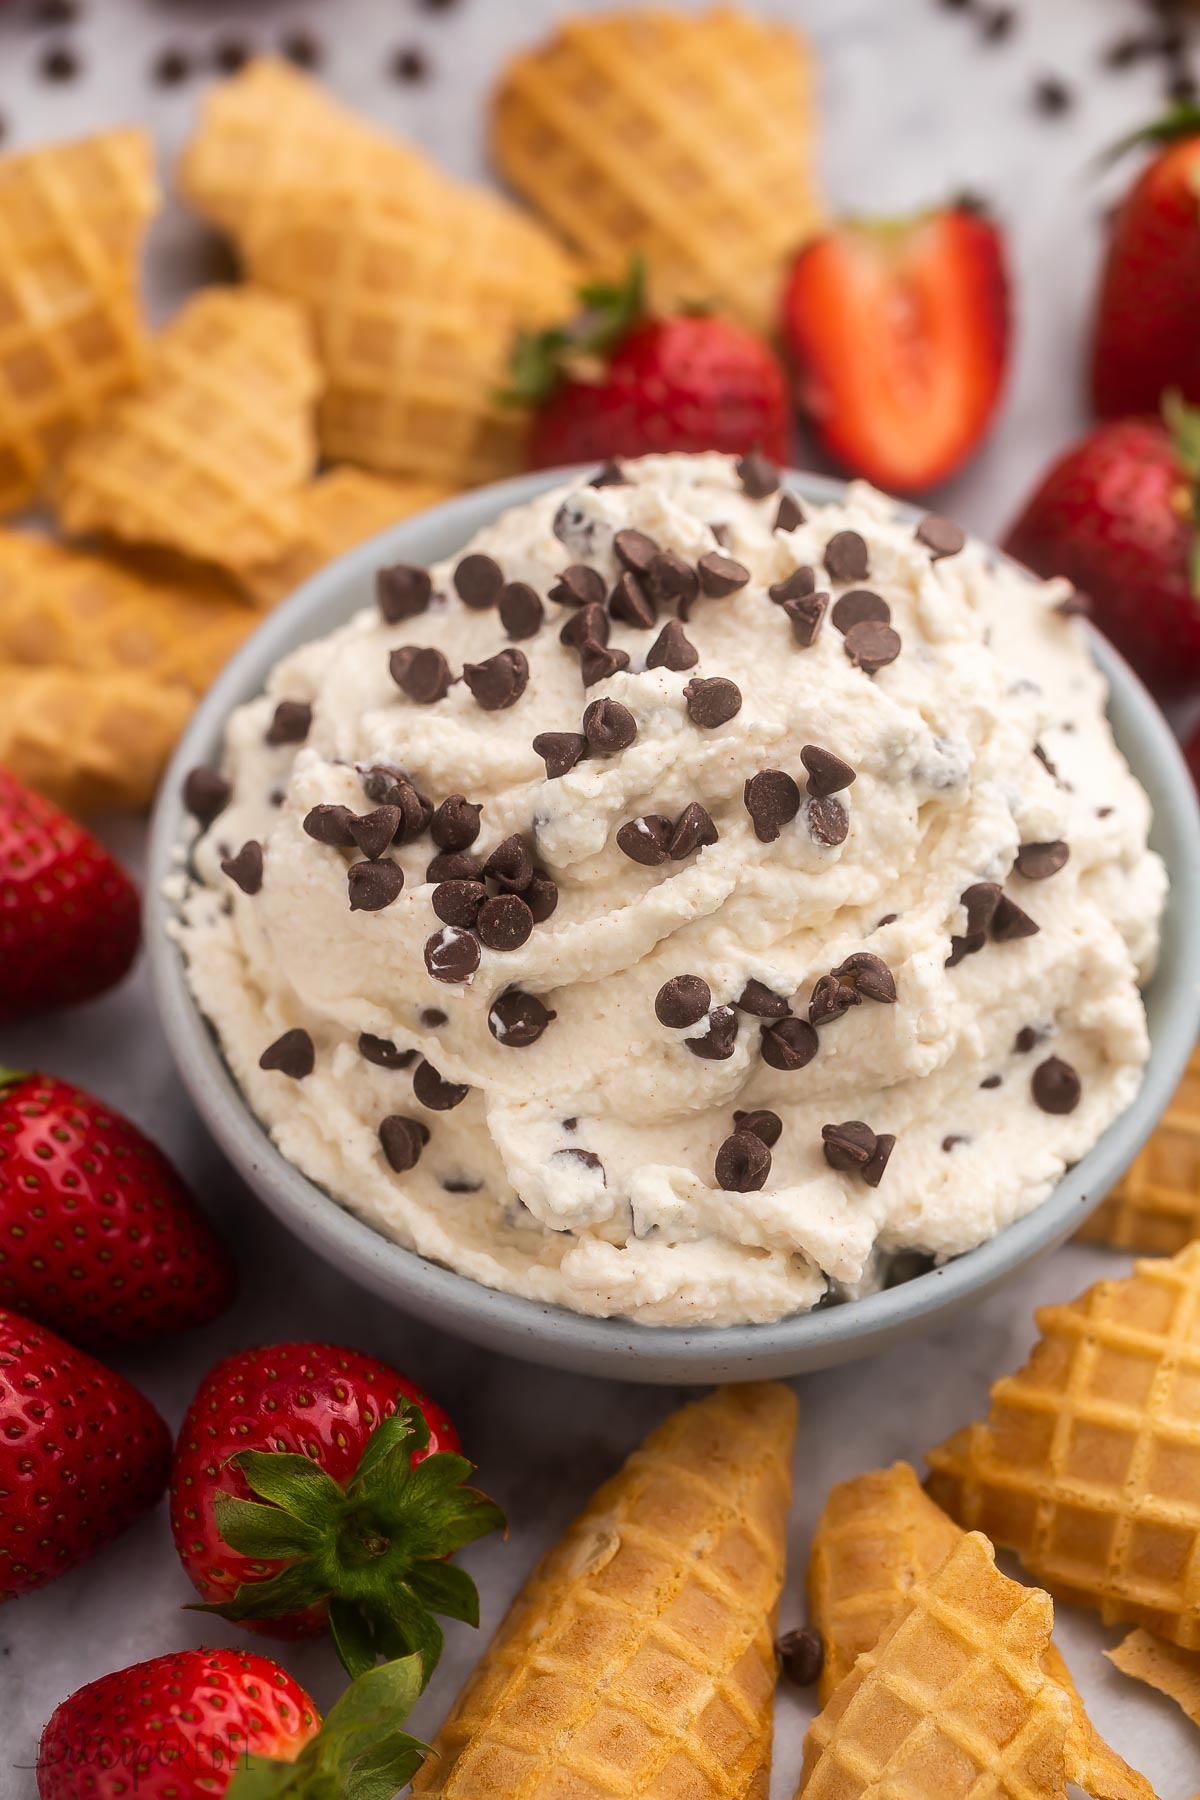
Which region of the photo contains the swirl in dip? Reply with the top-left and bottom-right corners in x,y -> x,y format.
175,453 -> 1165,1327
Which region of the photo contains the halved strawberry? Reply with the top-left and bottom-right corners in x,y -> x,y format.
781,204 -> 1011,494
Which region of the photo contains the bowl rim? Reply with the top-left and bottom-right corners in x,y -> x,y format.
147,465 -> 1200,1381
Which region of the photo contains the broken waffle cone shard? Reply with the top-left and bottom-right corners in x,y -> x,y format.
1077,1046 -> 1200,1255
411,1382 -> 797,1798
927,1243 -> 1200,1653
0,128 -> 158,517
0,662 -> 192,813
799,1531 -> 1072,1800
1108,1627 -> 1200,1728
54,287 -> 321,576
490,5 -> 822,336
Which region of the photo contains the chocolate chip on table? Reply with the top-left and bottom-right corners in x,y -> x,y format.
377,563 -> 432,622
549,564 -> 607,608
645,619 -> 698,671
498,582 -> 544,640
359,1032 -> 416,1070
432,879 -> 487,927
736,452 -> 780,499
213,37 -> 250,73
916,514 -> 967,560
483,835 -> 534,891
303,804 -> 355,847
824,530 -> 870,582
744,769 -> 801,842
614,528 -> 661,576
808,974 -> 861,1027
774,493 -> 805,533
609,570 -> 657,629
831,589 -> 890,635
785,592 -> 829,648
153,46 -> 192,84
580,640 -> 631,687
1032,1055 -> 1081,1114
583,696 -> 637,753
184,766 -> 230,826
589,459 -> 627,487
684,676 -> 741,729
348,859 -> 404,912
980,7 -> 1015,42
736,981 -> 790,1019
697,552 -> 750,597
1015,840 -> 1069,881
424,925 -> 481,982
378,1114 -> 428,1173
427,849 -> 481,882
616,815 -> 673,865
830,951 -> 897,1004
413,1059 -> 469,1111
221,841 -> 263,895
349,806 -> 402,862
259,1028 -> 315,1080
560,601 -> 609,650
821,1120 -> 894,1185
715,1130 -> 772,1192
769,566 -> 817,605
807,795 -> 849,847
489,990 -> 556,1046
669,802 -> 718,859
734,1107 -> 783,1147
686,1006 -> 739,1060
391,45 -> 429,81
391,645 -> 452,703
477,893 -> 534,952
464,648 -> 529,711
844,619 -> 901,675
453,553 -> 504,609
761,1016 -> 819,1071
1033,74 -> 1073,116
991,893 -> 1039,941
533,731 -> 588,779
776,1627 -> 824,1690
265,700 -> 312,745
40,42 -> 81,81
800,745 -> 856,798
655,974 -> 711,1029
431,795 -> 482,850
281,28 -> 322,67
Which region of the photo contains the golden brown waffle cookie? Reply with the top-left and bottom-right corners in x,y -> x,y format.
1108,1628 -> 1200,1728
412,1383 -> 795,1798
240,467 -> 452,608
928,1244 -> 1200,1650
0,663 -> 191,812
1077,1047 -> 1200,1254
55,288 -> 320,577
0,129 -> 157,517
800,1532 -> 1072,1799
491,6 -> 822,336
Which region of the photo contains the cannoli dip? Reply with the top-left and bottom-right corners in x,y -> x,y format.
175,453 -> 1165,1327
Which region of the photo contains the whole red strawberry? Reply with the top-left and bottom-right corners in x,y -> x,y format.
0,1070 -> 236,1347
0,767 -> 140,1022
781,203 -> 1010,494
1006,401 -> 1200,695
1092,108 -> 1200,419
516,260 -> 790,469
0,1307 -> 170,1601
171,1343 -> 503,1679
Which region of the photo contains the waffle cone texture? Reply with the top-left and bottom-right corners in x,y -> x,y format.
0,664 -> 191,812
412,1382 -> 796,1798
1078,1046 -> 1200,1255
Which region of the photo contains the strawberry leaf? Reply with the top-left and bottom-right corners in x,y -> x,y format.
212,1495 -> 320,1562
232,1449 -> 345,1524
1102,102 -> 1200,167
226,1657 -> 430,1800
504,257 -> 647,405
408,1557 -> 481,1628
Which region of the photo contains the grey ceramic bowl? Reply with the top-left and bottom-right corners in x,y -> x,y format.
148,468 -> 1200,1384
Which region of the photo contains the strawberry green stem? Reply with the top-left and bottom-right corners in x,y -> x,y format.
225,1656 -> 430,1800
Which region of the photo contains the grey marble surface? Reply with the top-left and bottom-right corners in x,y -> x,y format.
1,0 -> 1198,1793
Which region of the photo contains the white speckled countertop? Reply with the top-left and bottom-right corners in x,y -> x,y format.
1,0 -> 1197,1793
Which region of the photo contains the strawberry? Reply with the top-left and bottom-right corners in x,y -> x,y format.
1005,399 -> 1200,695
1092,107 -> 1200,420
514,260 -> 791,469
780,203 -> 1010,494
0,768 -> 140,1023
171,1343 -> 503,1681
0,1070 -> 237,1348
0,1307 -> 170,1600
37,1647 -> 431,1800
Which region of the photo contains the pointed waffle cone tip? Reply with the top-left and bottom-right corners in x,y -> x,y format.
1108,1627 -> 1200,1727
1077,1046 -> 1200,1255
412,1382 -> 796,1798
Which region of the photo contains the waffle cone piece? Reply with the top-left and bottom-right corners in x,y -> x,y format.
800,1532 -> 1072,1799
491,6 -> 822,336
0,663 -> 191,812
809,1464 -> 1155,1800
411,1382 -> 796,1798
0,129 -> 157,517
928,1243 -> 1200,1651
1077,1047 -> 1200,1255
1108,1627 -> 1200,1728
55,288 -> 320,576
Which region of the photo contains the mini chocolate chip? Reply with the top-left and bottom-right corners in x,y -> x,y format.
423,1011 -> 448,1037
617,815 -> 672,865
776,1627 -> 824,1689
670,802 -> 718,860
686,1006 -> 739,1060
281,29 -> 322,68
184,766 -> 231,826
580,640 -> 631,687
810,974 -> 861,1028
807,795 -> 849,846
499,581 -> 544,640
590,459 -> 626,487
1033,74 -> 1072,116
489,990 -> 556,1046
831,589 -> 890,634
844,619 -> 901,674
684,676 -> 741,729
431,795 -> 482,850
697,552 -> 750,597
645,619 -> 699,671
800,745 -> 856,797
821,1119 -> 877,1173
265,699 -> 312,745
359,1032 -> 416,1069
877,914 -> 898,928
946,934 -> 984,968
463,647 -> 529,711
646,551 -> 698,615
980,1074 -> 1002,1090
992,894 -> 1040,942
533,731 -> 588,779
413,1060 -> 469,1110
526,873 -> 559,922
549,565 -> 607,608
744,769 -> 801,842
761,1017 -> 819,1071
360,764 -> 424,840
736,980 -> 791,1018
454,552 -> 504,608
715,1130 -> 771,1192
734,1108 -> 783,1147
348,859 -> 404,912
614,528 -> 660,575
259,1028 -> 315,1079
942,1134 -> 967,1153
769,566 -> 817,605
377,563 -> 432,622
824,531 -> 870,582
916,515 -> 967,560
483,835 -> 533,891
1014,1025 -> 1043,1054
784,592 -> 829,647
1015,840 -> 1070,881
222,841 -> 263,894
1032,1056 -> 1081,1114
424,925 -> 480,982
303,803 -> 357,848
392,645 -> 452,703
737,451 -> 780,499
830,951 -> 897,1004
1033,743 -> 1060,783
379,1115 -> 428,1172
477,893 -> 534,952
553,1146 -> 605,1181
213,38 -> 249,72
609,570 -> 657,629
349,806 -> 402,862
774,493 -> 805,532
560,601 -> 609,649
426,850 -> 481,882
583,697 -> 637,753
655,974 -> 711,1029
432,879 -> 487,927
963,882 -> 1003,937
